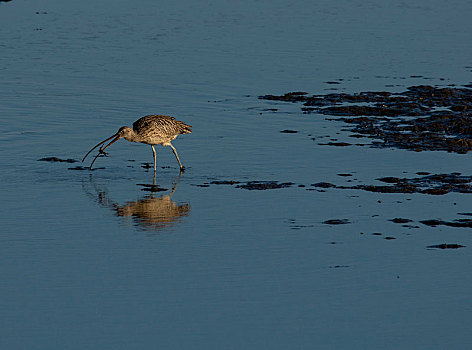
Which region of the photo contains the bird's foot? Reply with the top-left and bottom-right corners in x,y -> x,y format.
179,166 -> 186,173
98,148 -> 109,157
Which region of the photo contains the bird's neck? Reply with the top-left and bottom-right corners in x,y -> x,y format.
124,130 -> 143,143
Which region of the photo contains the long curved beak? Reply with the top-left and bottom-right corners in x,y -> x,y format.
82,133 -> 121,162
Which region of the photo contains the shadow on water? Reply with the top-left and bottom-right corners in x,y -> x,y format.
82,173 -> 190,231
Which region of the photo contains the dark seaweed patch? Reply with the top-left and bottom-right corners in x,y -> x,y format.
196,172 -> 472,195
313,173 -> 472,195
260,85 -> 472,153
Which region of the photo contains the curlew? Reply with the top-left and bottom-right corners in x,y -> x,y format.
83,114 -> 191,171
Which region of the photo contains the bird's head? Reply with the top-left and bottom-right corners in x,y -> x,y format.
82,126 -> 134,166
117,126 -> 134,141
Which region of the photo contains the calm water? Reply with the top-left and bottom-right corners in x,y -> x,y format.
1,0 -> 472,349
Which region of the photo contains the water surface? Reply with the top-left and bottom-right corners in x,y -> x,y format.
1,0 -> 472,349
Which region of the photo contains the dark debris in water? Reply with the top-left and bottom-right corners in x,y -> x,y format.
313,173 -> 472,195
68,166 -> 91,171
311,182 -> 337,188
420,219 -> 472,228
260,85 -> 472,153
137,184 -> 168,192
196,172 -> 472,195
38,157 -> 78,163
318,142 -> 351,147
323,219 -> 351,225
193,180 -> 294,190
210,180 -> 241,185
236,181 -> 294,190
389,218 -> 413,224
284,218 -> 315,230
427,244 -> 465,249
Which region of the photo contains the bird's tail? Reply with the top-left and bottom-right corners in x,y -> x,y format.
180,123 -> 192,134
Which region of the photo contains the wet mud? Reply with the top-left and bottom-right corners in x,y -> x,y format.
260,85 -> 472,153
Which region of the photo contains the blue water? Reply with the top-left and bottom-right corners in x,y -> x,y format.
1,0 -> 472,349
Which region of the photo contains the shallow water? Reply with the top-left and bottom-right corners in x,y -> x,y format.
1,0 -> 472,349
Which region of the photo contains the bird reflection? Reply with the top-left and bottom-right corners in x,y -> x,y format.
83,174 -> 190,231
115,192 -> 190,230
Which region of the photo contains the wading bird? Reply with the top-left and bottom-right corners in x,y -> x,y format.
83,115 -> 192,171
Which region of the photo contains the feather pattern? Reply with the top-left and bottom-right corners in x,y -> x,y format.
132,115 -> 192,145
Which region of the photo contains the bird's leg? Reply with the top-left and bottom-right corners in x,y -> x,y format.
169,143 -> 185,171
151,145 -> 157,172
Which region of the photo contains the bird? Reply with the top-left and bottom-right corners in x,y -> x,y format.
82,114 -> 192,171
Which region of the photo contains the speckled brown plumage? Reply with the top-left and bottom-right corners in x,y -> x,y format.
132,115 -> 192,145
83,114 -> 192,171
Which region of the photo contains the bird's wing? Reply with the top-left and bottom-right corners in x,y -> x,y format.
133,115 -> 191,137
